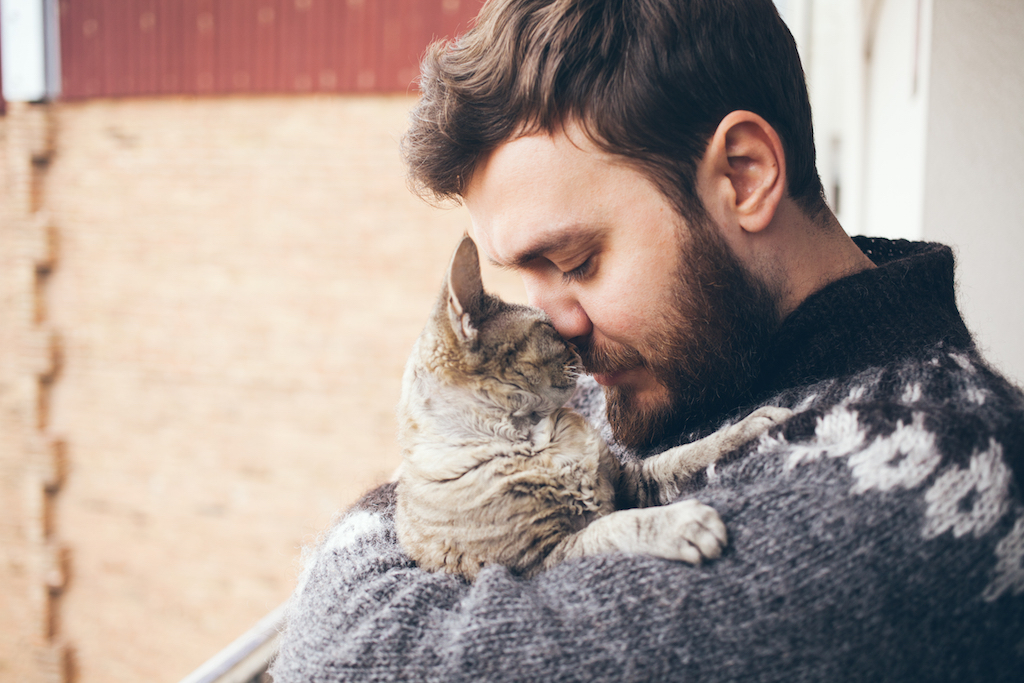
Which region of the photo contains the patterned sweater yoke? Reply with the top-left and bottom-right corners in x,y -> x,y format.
272,238 -> 1024,683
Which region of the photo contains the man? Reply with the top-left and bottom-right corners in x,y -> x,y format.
272,0 -> 1024,680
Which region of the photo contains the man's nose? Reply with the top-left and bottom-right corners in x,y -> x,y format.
523,277 -> 593,342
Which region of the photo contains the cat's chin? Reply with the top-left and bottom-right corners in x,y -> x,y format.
543,383 -> 577,410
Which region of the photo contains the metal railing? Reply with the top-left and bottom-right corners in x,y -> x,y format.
178,603 -> 287,683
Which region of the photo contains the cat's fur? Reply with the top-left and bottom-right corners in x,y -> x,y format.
395,236 -> 790,580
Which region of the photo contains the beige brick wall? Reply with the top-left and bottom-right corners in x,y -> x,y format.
1,95 -> 524,682
0,101 -> 70,683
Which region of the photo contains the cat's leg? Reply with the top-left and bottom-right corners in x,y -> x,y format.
540,499 -> 727,572
621,406 -> 792,507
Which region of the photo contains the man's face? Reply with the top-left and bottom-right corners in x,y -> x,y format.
464,128 -> 780,447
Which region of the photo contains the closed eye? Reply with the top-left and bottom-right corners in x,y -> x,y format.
561,257 -> 594,284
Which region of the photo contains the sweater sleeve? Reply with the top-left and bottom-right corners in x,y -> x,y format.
270,397 -> 1024,683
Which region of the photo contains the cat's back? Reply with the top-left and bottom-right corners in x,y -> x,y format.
396,407 -> 617,578
394,235 -> 608,578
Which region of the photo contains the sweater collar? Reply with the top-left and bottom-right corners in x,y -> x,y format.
604,238 -> 975,455
750,237 -> 973,402
638,238 -> 975,450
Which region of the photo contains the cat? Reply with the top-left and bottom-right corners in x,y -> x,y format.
395,236 -> 790,580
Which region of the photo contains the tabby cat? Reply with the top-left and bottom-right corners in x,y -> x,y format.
395,236 -> 789,580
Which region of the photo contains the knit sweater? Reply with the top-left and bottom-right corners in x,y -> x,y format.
271,238 -> 1024,682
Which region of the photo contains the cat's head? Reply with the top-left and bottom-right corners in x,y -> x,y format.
420,236 -> 580,420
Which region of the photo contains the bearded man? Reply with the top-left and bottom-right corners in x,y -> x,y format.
271,1 -> 1024,680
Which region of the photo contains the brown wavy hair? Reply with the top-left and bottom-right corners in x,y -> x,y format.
401,0 -> 826,224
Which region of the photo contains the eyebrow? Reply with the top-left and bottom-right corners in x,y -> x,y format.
489,227 -> 603,271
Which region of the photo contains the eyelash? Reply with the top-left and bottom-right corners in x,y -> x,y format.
561,257 -> 594,284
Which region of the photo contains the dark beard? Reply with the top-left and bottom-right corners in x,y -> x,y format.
576,215 -> 782,450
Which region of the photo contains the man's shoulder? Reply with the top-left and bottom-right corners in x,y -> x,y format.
745,343 -> 1022,490
634,349 -> 1018,643
712,343 -> 1024,596
769,344 -> 1024,469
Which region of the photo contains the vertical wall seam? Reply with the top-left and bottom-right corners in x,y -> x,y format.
12,101 -> 71,683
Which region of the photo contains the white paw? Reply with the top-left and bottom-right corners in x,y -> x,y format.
643,499 -> 727,565
718,405 -> 793,449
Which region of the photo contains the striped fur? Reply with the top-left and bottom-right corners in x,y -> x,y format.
395,237 -> 789,579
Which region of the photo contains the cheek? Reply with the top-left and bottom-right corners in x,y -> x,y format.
596,229 -> 680,336
584,270 -> 674,344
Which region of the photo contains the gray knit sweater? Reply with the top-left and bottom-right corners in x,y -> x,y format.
271,238 -> 1024,682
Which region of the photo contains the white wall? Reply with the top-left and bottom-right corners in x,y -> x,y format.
0,0 -> 61,101
921,0 -> 1024,384
778,0 -> 869,234
783,0 -> 1024,385
861,0 -> 932,241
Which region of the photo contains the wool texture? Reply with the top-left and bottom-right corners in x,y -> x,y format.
271,238 -> 1024,682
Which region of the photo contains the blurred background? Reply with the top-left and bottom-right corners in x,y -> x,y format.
0,1 -> 1020,682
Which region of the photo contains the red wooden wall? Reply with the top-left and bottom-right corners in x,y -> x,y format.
58,0 -> 484,99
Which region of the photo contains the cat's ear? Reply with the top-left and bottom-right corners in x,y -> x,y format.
446,235 -> 484,342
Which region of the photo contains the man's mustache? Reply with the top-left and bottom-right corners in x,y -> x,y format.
569,337 -> 646,376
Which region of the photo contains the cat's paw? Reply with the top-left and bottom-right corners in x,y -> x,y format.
647,499 -> 727,565
554,500 -> 728,568
713,405 -> 792,452
647,406 -> 793,505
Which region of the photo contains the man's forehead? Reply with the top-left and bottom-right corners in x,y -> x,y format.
463,124 -> 663,269
463,135 -> 592,267
479,224 -> 603,270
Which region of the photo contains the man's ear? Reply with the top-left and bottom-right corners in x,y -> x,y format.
699,111 -> 786,234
